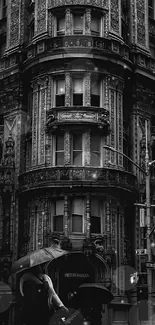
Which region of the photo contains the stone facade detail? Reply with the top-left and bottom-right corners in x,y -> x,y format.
8,0 -> 20,49
35,0 -> 47,35
109,0 -> 121,36
64,195 -> 69,236
84,73 -> 91,106
64,132 -> 71,165
65,9 -> 72,35
65,73 -> 71,106
84,131 -> 91,166
85,9 -> 91,35
130,0 -> 149,50
32,83 -> 38,166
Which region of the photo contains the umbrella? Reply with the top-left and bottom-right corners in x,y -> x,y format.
11,246 -> 68,274
75,283 -> 114,305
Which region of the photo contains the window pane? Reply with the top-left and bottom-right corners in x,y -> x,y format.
73,152 -> 82,165
73,135 -> 82,150
72,199 -> 83,214
91,81 -> 100,95
54,215 -> 63,232
56,135 -> 64,151
73,79 -> 83,93
56,95 -> 65,107
91,135 -> 100,151
56,80 -> 65,94
74,15 -> 83,32
91,199 -> 99,216
56,200 -> 64,215
91,152 -> 100,166
56,152 -> 64,165
57,17 -> 65,33
91,216 -> 101,233
72,214 -> 82,232
91,94 -> 100,107
73,94 -> 83,106
91,16 -> 100,33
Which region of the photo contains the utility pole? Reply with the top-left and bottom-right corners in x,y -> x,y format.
104,121 -> 155,325
145,119 -> 152,325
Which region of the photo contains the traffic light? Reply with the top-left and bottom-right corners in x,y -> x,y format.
137,286 -> 148,321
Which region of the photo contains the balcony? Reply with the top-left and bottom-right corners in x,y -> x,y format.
48,0 -> 108,9
18,166 -> 137,194
46,107 -> 109,133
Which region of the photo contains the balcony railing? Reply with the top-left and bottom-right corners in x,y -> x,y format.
19,166 -> 137,193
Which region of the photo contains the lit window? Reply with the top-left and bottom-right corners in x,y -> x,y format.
91,13 -> 100,36
73,78 -> 83,105
57,15 -> 65,35
71,199 -> 83,233
53,200 -> 64,232
91,134 -> 101,166
73,13 -> 83,34
149,0 -> 154,18
55,134 -> 64,165
72,134 -> 82,166
90,199 -> 101,234
55,79 -> 65,107
91,80 -> 100,107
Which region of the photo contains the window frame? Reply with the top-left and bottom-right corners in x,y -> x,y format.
71,132 -> 84,166
72,76 -> 84,106
73,12 -> 85,35
91,11 -> 101,36
71,198 -> 84,233
54,77 -> 65,107
90,133 -> 101,167
90,199 -> 102,234
52,200 -> 64,233
53,133 -> 64,166
57,14 -> 65,36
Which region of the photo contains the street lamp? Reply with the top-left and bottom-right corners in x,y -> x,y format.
103,120 -> 155,325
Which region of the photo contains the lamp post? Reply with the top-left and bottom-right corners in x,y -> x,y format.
103,120 -> 155,325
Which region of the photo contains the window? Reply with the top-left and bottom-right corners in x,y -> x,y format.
55,79 -> 65,107
71,198 -> 83,233
150,43 -> 155,57
91,134 -> 101,166
1,0 -> 7,19
72,133 -> 82,165
90,199 -> 101,233
149,0 -> 154,18
73,78 -> 83,105
73,13 -> 84,34
57,15 -> 65,35
91,80 -> 100,107
28,19 -> 34,41
0,36 -> 6,57
55,134 -> 64,165
53,200 -> 64,232
91,13 -> 100,36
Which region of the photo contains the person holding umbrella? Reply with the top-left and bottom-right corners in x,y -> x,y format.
11,245 -> 69,325
19,265 -> 68,325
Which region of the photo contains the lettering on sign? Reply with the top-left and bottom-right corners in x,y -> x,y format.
65,273 -> 90,278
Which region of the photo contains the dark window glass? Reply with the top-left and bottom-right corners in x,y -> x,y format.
73,134 -> 82,165
73,78 -> 83,106
73,14 -> 83,34
90,216 -> 101,233
55,79 -> 65,107
91,80 -> 100,107
72,214 -> 82,232
91,14 -> 100,36
56,135 -> 64,165
53,215 -> 63,232
57,16 -> 65,35
91,134 -> 100,166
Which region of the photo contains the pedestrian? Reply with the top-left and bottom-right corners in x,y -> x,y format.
19,265 -> 68,325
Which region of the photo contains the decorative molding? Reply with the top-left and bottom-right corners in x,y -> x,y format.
85,9 -> 91,35
84,73 -> 91,106
48,0 -> 108,9
109,0 -> 120,35
66,9 -> 72,35
84,131 -> 90,166
65,72 -> 71,106
35,0 -> 47,35
64,132 -> 71,165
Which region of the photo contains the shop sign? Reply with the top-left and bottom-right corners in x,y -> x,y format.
65,273 -> 90,278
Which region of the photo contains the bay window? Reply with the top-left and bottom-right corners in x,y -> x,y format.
91,80 -> 100,107
90,199 -> 101,234
72,133 -> 83,165
55,134 -> 64,165
55,79 -> 65,107
73,78 -> 83,105
73,13 -> 84,34
71,198 -> 83,233
91,134 -> 101,166
53,200 -> 64,232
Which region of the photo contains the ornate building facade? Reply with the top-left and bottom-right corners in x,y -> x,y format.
1,0 -> 155,324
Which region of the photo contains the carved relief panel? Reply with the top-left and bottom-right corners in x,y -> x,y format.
130,0 -> 149,50
35,0 -> 48,36
109,0 -> 121,37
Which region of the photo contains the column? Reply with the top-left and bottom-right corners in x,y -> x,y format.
85,9 -> 91,35
64,131 -> 71,165
38,78 -> 48,165
65,9 -> 72,35
32,82 -> 39,166
65,72 -> 71,107
85,194 -> 90,238
84,131 -> 91,166
84,73 -> 91,106
64,195 -> 69,237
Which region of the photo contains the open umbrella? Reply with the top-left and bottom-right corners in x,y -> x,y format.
11,246 -> 68,274
76,283 -> 114,305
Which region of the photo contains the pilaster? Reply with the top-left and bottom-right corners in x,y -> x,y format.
84,73 -> 91,106
65,9 -> 72,35
130,0 -> 149,51
38,78 -> 48,165
35,0 -> 48,37
64,195 -> 69,237
85,194 -> 90,238
109,0 -> 121,39
84,131 -> 91,166
85,8 -> 91,35
65,73 -> 71,107
64,131 -> 71,165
